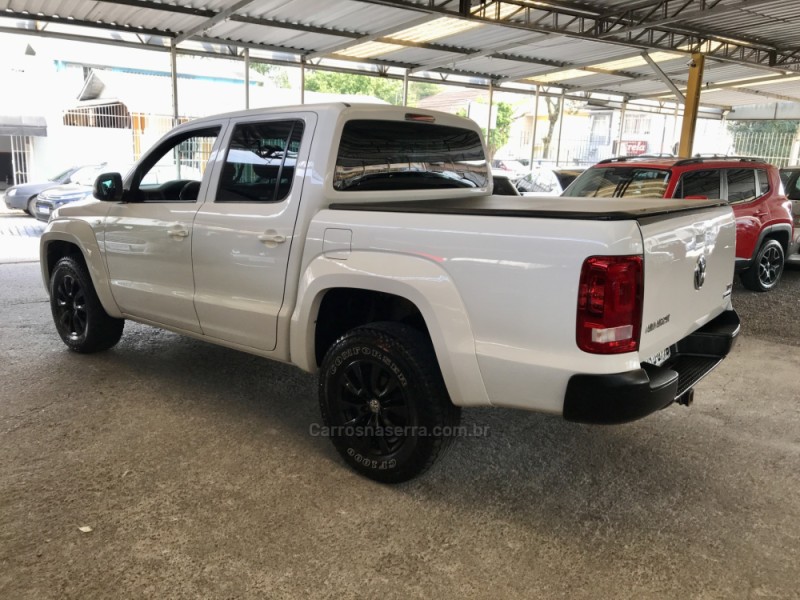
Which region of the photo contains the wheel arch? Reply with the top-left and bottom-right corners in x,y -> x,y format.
40,225 -> 122,318
290,253 -> 490,408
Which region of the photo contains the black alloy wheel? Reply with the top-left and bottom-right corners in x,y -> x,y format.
319,322 -> 460,483
49,256 -> 124,352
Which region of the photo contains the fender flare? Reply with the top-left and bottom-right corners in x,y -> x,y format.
290,252 -> 491,408
40,222 -> 123,318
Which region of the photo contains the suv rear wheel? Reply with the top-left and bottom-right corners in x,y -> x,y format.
741,239 -> 785,292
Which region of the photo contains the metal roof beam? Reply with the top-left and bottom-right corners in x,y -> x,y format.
408,33 -> 549,74
173,0 -> 258,45
355,0 -> 800,73
304,15 -> 433,60
641,51 -> 685,102
597,0 -> 781,40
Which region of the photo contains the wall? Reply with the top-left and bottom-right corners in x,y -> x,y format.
30,125 -> 134,180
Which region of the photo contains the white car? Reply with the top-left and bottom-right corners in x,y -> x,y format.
40,104 -> 740,482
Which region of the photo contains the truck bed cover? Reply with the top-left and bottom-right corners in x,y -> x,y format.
329,196 -> 726,221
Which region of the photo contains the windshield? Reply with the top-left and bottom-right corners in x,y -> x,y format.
48,167 -> 75,183
565,167 -> 671,198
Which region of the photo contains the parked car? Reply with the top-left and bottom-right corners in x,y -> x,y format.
3,164 -> 104,216
515,168 -> 564,196
565,157 -> 794,292
778,166 -> 800,265
492,174 -> 521,195
553,167 -> 586,190
34,164 -> 120,222
40,104 -> 739,482
491,158 -> 528,181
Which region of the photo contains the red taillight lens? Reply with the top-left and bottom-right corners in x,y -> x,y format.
576,255 -> 643,354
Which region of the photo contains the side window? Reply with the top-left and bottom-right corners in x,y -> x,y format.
216,120 -> 304,203
675,169 -> 720,199
136,127 -> 220,202
756,169 -> 770,196
726,169 -> 757,203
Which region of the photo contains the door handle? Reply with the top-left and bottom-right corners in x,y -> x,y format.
167,227 -> 189,238
257,231 -> 287,247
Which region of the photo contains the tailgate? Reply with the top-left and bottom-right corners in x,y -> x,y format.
637,205 -> 736,360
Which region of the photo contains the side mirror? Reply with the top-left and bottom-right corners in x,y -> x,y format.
93,172 -> 123,202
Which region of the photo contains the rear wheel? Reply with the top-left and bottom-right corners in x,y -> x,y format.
49,256 -> 124,352
741,239 -> 785,292
319,322 -> 460,483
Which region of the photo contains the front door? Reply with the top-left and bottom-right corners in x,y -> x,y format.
192,114 -> 315,351
104,125 -> 224,333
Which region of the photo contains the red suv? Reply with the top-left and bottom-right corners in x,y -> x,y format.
565,157 -> 794,292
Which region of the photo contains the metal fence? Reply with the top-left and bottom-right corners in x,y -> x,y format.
728,131 -> 797,167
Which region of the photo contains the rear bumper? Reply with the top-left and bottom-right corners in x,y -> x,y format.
563,309 -> 740,424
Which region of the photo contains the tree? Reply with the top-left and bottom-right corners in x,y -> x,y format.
250,63 -> 290,88
303,71 -> 441,105
486,102 -> 514,159
540,96 -> 562,160
459,101 -> 515,160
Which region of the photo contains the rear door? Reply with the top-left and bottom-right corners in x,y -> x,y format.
191,113 -> 316,351
724,168 -> 765,260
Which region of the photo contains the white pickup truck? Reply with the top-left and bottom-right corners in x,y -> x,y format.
40,103 -> 740,482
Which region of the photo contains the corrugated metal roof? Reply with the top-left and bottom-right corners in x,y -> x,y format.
2,0 -> 800,109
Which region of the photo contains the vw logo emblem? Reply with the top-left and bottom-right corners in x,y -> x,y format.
694,255 -> 707,290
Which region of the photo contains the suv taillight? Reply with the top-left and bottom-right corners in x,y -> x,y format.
577,255 -> 643,354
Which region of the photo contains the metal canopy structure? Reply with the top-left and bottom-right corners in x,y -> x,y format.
2,0 -> 800,113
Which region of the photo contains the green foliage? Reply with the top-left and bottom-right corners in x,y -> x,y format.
303,71 -> 442,105
486,102 -> 514,159
250,62 -> 290,89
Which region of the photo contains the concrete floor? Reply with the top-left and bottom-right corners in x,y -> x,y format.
1,209 -> 799,599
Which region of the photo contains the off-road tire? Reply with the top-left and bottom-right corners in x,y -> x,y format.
49,256 -> 124,353
319,322 -> 461,483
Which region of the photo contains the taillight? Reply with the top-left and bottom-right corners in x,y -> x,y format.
576,255 -> 643,354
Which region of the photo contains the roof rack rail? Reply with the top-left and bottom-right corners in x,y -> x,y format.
596,153 -> 676,164
674,155 -> 767,166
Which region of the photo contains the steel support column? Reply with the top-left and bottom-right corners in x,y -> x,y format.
616,102 -> 627,156
244,48 -> 250,110
555,92 -> 565,166
529,86 -> 540,167
487,81 -> 494,151
402,69 -> 409,106
300,58 -> 306,105
678,53 -> 705,158
170,42 -> 179,125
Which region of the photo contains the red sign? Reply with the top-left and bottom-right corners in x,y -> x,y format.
624,140 -> 648,156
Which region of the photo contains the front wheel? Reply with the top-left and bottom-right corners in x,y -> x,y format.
49,256 -> 124,353
740,239 -> 785,292
319,322 -> 461,483
26,196 -> 37,217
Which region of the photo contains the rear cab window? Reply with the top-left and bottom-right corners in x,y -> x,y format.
565,167 -> 670,198
334,120 -> 487,191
